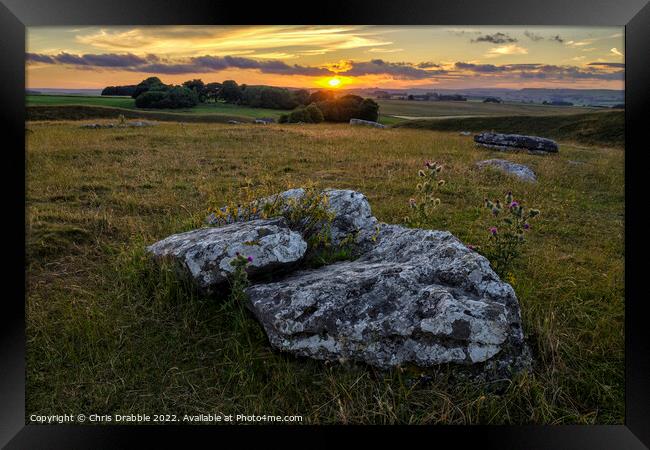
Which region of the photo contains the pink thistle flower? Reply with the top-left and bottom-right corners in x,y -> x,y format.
510,201 -> 519,208
247,256 -> 254,262
489,227 -> 498,235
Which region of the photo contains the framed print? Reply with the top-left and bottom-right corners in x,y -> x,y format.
1,0 -> 649,447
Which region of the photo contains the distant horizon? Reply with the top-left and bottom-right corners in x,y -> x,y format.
26,86 -> 625,93
27,26 -> 624,91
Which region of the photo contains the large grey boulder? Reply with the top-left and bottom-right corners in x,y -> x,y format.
246,224 -> 530,377
146,217 -> 307,294
349,118 -> 387,129
474,132 -> 558,153
206,188 -> 378,248
476,159 -> 537,182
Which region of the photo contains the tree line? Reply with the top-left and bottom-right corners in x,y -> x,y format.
101,77 -> 380,122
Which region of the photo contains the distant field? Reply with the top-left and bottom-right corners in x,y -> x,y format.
376,99 -> 602,118
27,94 -> 605,125
26,94 -> 287,119
395,111 -> 624,147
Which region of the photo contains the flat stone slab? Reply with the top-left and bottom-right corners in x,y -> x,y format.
146,217 -> 307,295
246,224 -> 530,376
476,159 -> 537,182
474,132 -> 558,154
349,118 -> 386,129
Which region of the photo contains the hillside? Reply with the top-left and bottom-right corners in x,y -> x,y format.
393,111 -> 624,147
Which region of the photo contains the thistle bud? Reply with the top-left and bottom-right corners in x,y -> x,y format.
505,192 -> 513,204
434,198 -> 441,206
529,209 -> 540,217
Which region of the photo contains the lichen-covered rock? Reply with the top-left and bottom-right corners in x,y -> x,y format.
246,224 -> 530,377
477,159 -> 537,182
206,188 -> 378,247
146,218 -> 307,294
474,132 -> 558,153
349,118 -> 387,129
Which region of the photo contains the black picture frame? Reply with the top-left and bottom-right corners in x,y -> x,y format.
2,0 -> 648,447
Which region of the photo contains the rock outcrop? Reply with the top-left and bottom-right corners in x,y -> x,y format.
206,188 -> 379,248
476,159 -> 537,182
152,188 -> 531,377
349,118 -> 387,129
146,217 -> 307,294
246,224 -> 530,377
474,132 -> 558,154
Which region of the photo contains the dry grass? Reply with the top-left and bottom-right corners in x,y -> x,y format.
26,120 -> 624,424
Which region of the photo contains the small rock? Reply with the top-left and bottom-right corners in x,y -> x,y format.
474,132 -> 558,154
146,217 -> 307,295
254,118 -> 275,124
126,120 -> 155,127
476,159 -> 537,182
459,131 -> 471,136
349,118 -> 386,129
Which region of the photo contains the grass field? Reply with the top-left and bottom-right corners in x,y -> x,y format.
26,120 -> 624,424
27,94 -> 287,119
375,99 -> 602,118
27,94 -> 603,125
395,111 -> 624,147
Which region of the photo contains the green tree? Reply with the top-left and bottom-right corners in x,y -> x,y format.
220,80 -> 242,103
131,77 -> 167,99
309,90 -> 335,104
358,98 -> 380,121
182,79 -> 206,102
205,82 -> 222,102
305,103 -> 324,123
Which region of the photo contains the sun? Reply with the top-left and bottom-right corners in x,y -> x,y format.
327,77 -> 342,88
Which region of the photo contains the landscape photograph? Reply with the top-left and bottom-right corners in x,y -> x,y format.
26,25 -> 624,425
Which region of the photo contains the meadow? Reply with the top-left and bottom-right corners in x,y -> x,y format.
26,120 -> 624,424
27,94 -> 604,125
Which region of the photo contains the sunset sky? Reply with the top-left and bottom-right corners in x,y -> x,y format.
26,26 -> 624,90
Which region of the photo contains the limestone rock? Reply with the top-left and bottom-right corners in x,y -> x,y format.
474,132 -> 558,153
146,217 -> 307,294
349,118 -> 387,129
246,224 -> 530,376
206,188 -> 378,247
476,159 -> 537,182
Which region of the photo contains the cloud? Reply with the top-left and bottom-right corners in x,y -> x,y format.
26,52 -> 332,76
472,32 -> 517,44
485,44 -> 528,57
523,31 -> 544,42
610,47 -> 623,56
367,48 -> 403,53
523,31 -> 564,43
417,61 -> 442,68
588,61 -> 624,68
72,25 -> 394,57
25,50 -> 624,84
27,52 -> 152,67
454,62 -> 507,73
336,59 -> 446,79
455,61 -> 624,81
